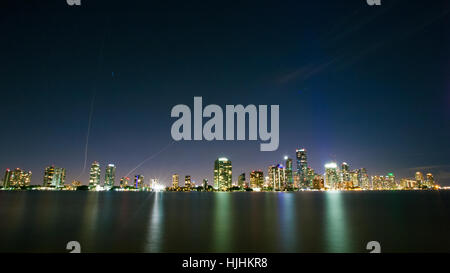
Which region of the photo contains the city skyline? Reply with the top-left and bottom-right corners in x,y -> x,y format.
0,146 -> 442,189
1,1 -> 449,187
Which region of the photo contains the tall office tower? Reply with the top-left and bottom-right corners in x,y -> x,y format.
415,172 -> 424,188
120,177 -> 130,188
250,170 -> 264,189
89,161 -> 101,189
387,173 -> 396,189
203,179 -> 208,190
306,167 -> 315,188
185,175 -> 192,188
238,173 -> 246,188
372,176 -> 383,190
134,175 -> 144,189
350,170 -> 359,188
214,157 -> 232,191
426,173 -> 435,188
43,166 -> 55,187
172,174 -> 179,188
296,149 -> 308,188
104,164 -> 116,189
324,163 -> 339,190
360,168 -> 370,189
285,157 -> 294,188
341,162 -> 351,187
312,175 -> 324,190
3,169 -> 12,188
268,164 -> 286,191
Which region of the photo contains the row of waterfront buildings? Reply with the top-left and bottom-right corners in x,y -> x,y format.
1,148 -> 440,191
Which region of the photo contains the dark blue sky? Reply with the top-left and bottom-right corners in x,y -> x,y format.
1,0 -> 449,186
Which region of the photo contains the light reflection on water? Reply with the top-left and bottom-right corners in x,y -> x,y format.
0,191 -> 448,253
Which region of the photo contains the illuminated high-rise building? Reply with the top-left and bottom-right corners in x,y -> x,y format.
120,177 -> 130,188
387,173 -> 396,189
214,157 -> 232,191
350,170 -> 360,188
324,162 -> 339,190
185,175 -> 192,188
284,157 -> 294,188
44,166 -> 65,188
3,169 -> 12,188
250,170 -> 264,189
372,176 -> 384,190
134,175 -> 144,189
426,173 -> 435,188
43,166 -> 55,187
312,175 -> 324,190
296,149 -> 308,188
268,164 -> 286,191
360,168 -> 370,189
238,173 -> 246,188
5,168 -> 32,188
341,162 -> 351,186
172,174 -> 179,188
89,161 -> 101,189
415,171 -> 424,188
104,164 -> 116,189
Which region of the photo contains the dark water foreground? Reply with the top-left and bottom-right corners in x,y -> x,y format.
0,191 -> 448,253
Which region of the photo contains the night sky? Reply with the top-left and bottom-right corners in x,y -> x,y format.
1,0 -> 449,186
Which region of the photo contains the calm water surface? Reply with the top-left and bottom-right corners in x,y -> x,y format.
0,191 -> 449,253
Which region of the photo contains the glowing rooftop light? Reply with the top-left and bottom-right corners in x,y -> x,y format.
284,156 -> 288,160
324,162 -> 337,169
218,157 -> 229,162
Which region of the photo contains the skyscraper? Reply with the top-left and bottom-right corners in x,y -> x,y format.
134,175 -> 144,189
120,177 -> 130,188
268,164 -> 286,191
238,173 -> 246,188
415,172 -> 424,188
89,161 -> 101,189
185,175 -> 192,188
104,164 -> 116,189
250,170 -> 264,189
43,166 -> 55,187
360,168 -> 370,189
3,169 -> 12,188
214,157 -> 232,191
285,157 -> 294,189
296,149 -> 308,188
324,162 -> 339,190
426,173 -> 435,188
172,174 -> 179,188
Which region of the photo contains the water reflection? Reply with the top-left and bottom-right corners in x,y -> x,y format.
212,193 -> 233,252
324,192 -> 350,253
146,192 -> 164,252
278,193 -> 297,252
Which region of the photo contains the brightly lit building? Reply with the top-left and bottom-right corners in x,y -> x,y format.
360,168 -> 371,190
268,164 -> 286,191
104,164 -> 116,189
134,175 -> 144,190
185,175 -> 192,189
285,157 -> 294,189
324,163 -> 339,190
3,168 -> 32,188
172,174 -> 179,188
250,170 -> 264,189
89,161 -> 101,189
296,149 -> 308,188
415,172 -> 424,188
426,173 -> 435,188
214,157 -> 232,191
120,177 -> 130,188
